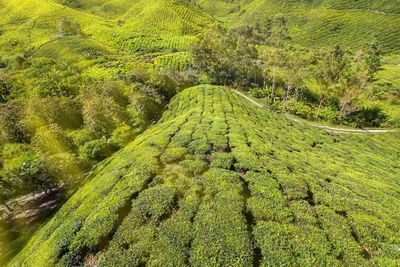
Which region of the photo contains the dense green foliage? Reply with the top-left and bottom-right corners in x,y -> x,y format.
194,0 -> 400,53
10,85 -> 400,266
0,0 -> 209,204
0,0 -> 209,261
1,0 -> 400,265
191,20 -> 398,127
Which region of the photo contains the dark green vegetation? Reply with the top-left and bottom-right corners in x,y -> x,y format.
9,85 -> 400,266
191,0 -> 400,127
0,0 -> 211,201
0,0 -> 211,261
1,0 -> 400,265
194,0 -> 400,52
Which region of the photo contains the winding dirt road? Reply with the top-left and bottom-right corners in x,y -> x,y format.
231,89 -> 399,134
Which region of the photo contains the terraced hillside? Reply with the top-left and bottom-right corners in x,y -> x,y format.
0,0 -> 213,73
195,0 -> 400,53
10,85 -> 400,266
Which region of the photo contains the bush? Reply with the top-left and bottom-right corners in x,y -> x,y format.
191,182 -> 253,266
0,100 -> 28,143
31,124 -> 73,155
28,61 -> 83,97
344,104 -> 387,127
254,221 -> 340,266
80,137 -> 116,160
42,152 -> 82,186
250,87 -> 268,98
232,147 -> 262,171
179,159 -> 207,176
3,151 -> 55,198
160,147 -> 187,164
187,138 -> 211,154
81,81 -> 129,136
0,57 -> 7,68
57,18 -> 81,36
68,128 -> 97,148
210,152 -> 234,169
110,124 -> 139,148
23,96 -> 82,133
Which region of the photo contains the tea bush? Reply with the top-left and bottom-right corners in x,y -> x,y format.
10,85 -> 400,266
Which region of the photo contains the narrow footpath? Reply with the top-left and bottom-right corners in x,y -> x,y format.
231,89 -> 399,134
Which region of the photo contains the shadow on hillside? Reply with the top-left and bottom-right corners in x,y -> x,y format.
0,189 -> 68,265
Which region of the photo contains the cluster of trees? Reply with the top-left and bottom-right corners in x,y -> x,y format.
0,55 -> 192,212
191,15 -> 389,126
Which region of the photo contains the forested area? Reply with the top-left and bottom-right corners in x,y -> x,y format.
191,16 -> 395,127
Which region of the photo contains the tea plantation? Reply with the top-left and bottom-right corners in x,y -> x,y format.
10,85 -> 400,266
195,0 -> 400,53
0,0 -> 213,75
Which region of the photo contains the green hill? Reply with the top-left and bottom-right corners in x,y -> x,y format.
0,0 -> 213,73
194,0 -> 400,53
10,85 -> 400,266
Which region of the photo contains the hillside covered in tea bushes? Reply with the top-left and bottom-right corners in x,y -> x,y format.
0,1 -> 212,260
1,0 -> 400,265
194,0 -> 400,53
10,85 -> 400,266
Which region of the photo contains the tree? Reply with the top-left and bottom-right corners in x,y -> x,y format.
23,96 -> 82,135
191,23 -> 263,88
264,14 -> 291,101
281,50 -> 306,101
314,45 -> 350,117
364,39 -> 383,79
0,144 -> 55,206
0,78 -> 10,103
335,67 -> 362,118
354,39 -> 383,88
57,18 -> 81,37
0,100 -> 28,143
0,178 -> 13,213
80,81 -> 129,136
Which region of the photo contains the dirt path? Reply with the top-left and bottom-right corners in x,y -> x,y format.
231,89 -> 399,134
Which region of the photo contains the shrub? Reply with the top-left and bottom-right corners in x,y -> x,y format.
0,100 -> 28,143
232,147 -> 262,171
210,152 -> 234,169
187,138 -> 211,154
23,96 -> 82,133
0,57 -> 6,68
3,151 -> 55,198
190,189 -> 253,266
67,128 -> 97,148
31,124 -> 73,155
179,159 -> 207,176
29,61 -> 83,97
250,87 -> 268,98
80,137 -> 116,160
160,147 -> 187,164
81,82 -> 129,136
110,124 -> 139,148
42,152 -> 82,186
344,104 -> 387,127
57,18 -> 81,36
149,211 -> 193,266
254,221 -> 340,266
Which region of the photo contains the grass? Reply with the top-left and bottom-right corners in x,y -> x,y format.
9,85 -> 400,266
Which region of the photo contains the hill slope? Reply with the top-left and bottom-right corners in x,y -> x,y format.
10,85 -> 400,266
195,0 -> 400,53
0,0 -> 213,74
